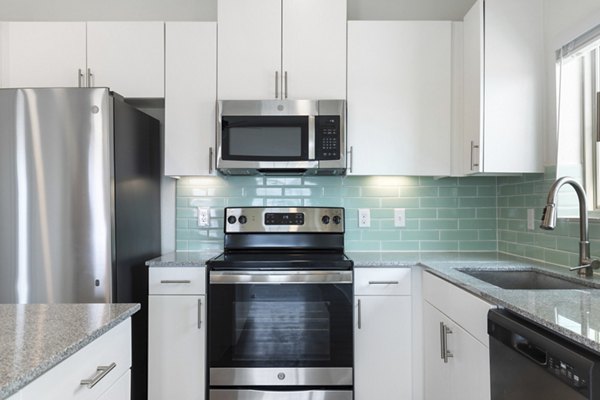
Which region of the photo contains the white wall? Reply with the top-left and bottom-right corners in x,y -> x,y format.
0,0 -> 476,21
543,0 -> 600,166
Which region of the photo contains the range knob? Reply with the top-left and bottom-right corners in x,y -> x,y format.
238,215 -> 248,224
332,215 -> 342,225
227,215 -> 237,224
321,215 -> 330,224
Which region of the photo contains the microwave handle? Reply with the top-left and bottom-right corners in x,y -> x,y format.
348,146 -> 354,174
275,71 -> 279,99
208,147 -> 214,174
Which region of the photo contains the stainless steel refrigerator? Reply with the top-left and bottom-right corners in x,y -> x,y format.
0,87 -> 161,399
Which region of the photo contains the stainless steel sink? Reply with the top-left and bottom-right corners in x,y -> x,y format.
457,269 -> 598,290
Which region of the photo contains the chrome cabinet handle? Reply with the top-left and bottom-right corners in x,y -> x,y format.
348,146 -> 353,173
470,140 -> 480,170
368,280 -> 399,285
439,322 -> 445,360
78,69 -> 84,87
441,322 -> 453,363
80,362 -> 116,389
284,71 -> 288,99
87,68 -> 94,87
209,147 -> 214,174
160,280 -> 191,284
275,71 -> 279,98
357,299 -> 362,329
198,298 -> 202,329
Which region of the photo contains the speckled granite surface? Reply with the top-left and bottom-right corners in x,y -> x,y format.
0,303 -> 140,399
145,250 -> 220,267
148,250 -> 600,353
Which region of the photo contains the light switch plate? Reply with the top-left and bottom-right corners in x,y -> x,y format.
358,208 -> 371,228
394,208 -> 406,227
527,208 -> 535,231
198,207 -> 210,227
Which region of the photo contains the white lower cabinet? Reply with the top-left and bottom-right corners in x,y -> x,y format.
18,318 -> 132,400
148,268 -> 206,400
354,268 -> 412,400
422,271 -> 493,400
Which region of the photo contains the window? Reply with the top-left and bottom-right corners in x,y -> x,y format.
556,25 -> 600,215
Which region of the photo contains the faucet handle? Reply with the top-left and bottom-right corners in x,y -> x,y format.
569,259 -> 600,272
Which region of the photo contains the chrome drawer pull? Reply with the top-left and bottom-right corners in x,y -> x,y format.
160,280 -> 191,284
357,299 -> 362,329
80,362 -> 116,389
368,280 -> 399,285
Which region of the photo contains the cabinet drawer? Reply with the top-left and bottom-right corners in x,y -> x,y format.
423,271 -> 494,345
20,319 -> 131,400
354,268 -> 411,295
149,267 -> 205,295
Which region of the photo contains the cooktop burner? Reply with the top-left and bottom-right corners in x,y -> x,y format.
207,251 -> 353,270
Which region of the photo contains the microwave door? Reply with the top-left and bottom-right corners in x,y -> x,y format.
221,116 -> 309,162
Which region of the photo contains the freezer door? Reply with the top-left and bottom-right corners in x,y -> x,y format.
0,88 -> 113,303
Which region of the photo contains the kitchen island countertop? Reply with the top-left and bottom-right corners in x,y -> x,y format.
0,303 -> 140,399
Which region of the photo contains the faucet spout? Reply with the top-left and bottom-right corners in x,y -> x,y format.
541,177 -> 595,276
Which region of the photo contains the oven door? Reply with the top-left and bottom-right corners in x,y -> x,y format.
208,270 -> 353,387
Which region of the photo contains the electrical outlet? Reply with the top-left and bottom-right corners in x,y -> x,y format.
527,208 -> 535,231
394,208 -> 406,228
358,208 -> 371,228
198,207 -> 210,227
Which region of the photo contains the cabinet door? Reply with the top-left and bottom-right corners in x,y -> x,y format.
447,320 -> 490,400
482,0 -> 543,174
462,0 -> 484,174
355,295 -> 412,400
423,302 -> 451,400
217,0 -> 281,99
97,370 -> 131,400
0,22 -> 86,88
347,21 -> 452,176
463,0 -> 543,174
165,22 -> 217,176
148,295 -> 206,400
282,0 -> 346,99
86,22 -> 164,98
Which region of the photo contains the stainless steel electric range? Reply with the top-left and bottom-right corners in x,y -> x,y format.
206,207 -> 354,400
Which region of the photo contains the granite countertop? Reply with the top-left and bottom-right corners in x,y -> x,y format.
0,303 -> 140,399
145,250 -> 221,268
149,250 -> 600,353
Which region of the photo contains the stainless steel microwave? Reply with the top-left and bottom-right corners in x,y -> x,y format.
216,100 -> 346,175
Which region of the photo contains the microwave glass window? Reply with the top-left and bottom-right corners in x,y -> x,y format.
228,127 -> 302,157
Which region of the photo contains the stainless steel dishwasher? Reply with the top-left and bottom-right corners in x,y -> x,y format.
488,309 -> 600,400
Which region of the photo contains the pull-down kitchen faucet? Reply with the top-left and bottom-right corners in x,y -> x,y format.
540,176 -> 600,277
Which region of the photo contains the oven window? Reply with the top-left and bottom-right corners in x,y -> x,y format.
221,116 -> 309,161
209,283 -> 353,368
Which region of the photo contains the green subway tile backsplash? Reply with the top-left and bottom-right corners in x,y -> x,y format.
176,175 -> 498,252
176,167 -> 600,266
497,166 -> 600,268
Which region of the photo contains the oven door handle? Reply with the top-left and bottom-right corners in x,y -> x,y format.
209,270 -> 353,284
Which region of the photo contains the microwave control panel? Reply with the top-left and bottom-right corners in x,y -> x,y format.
315,116 -> 341,160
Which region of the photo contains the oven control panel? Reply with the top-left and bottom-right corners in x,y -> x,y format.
225,207 -> 344,233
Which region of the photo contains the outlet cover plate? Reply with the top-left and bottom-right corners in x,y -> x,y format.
358,208 -> 371,228
198,207 -> 210,227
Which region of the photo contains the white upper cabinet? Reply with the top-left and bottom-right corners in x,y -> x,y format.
217,0 -> 347,100
0,22 -> 86,88
164,22 -> 217,176
281,0 -> 347,99
463,0 -> 544,174
0,21 -> 164,98
347,21 -> 453,176
87,22 -> 165,98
